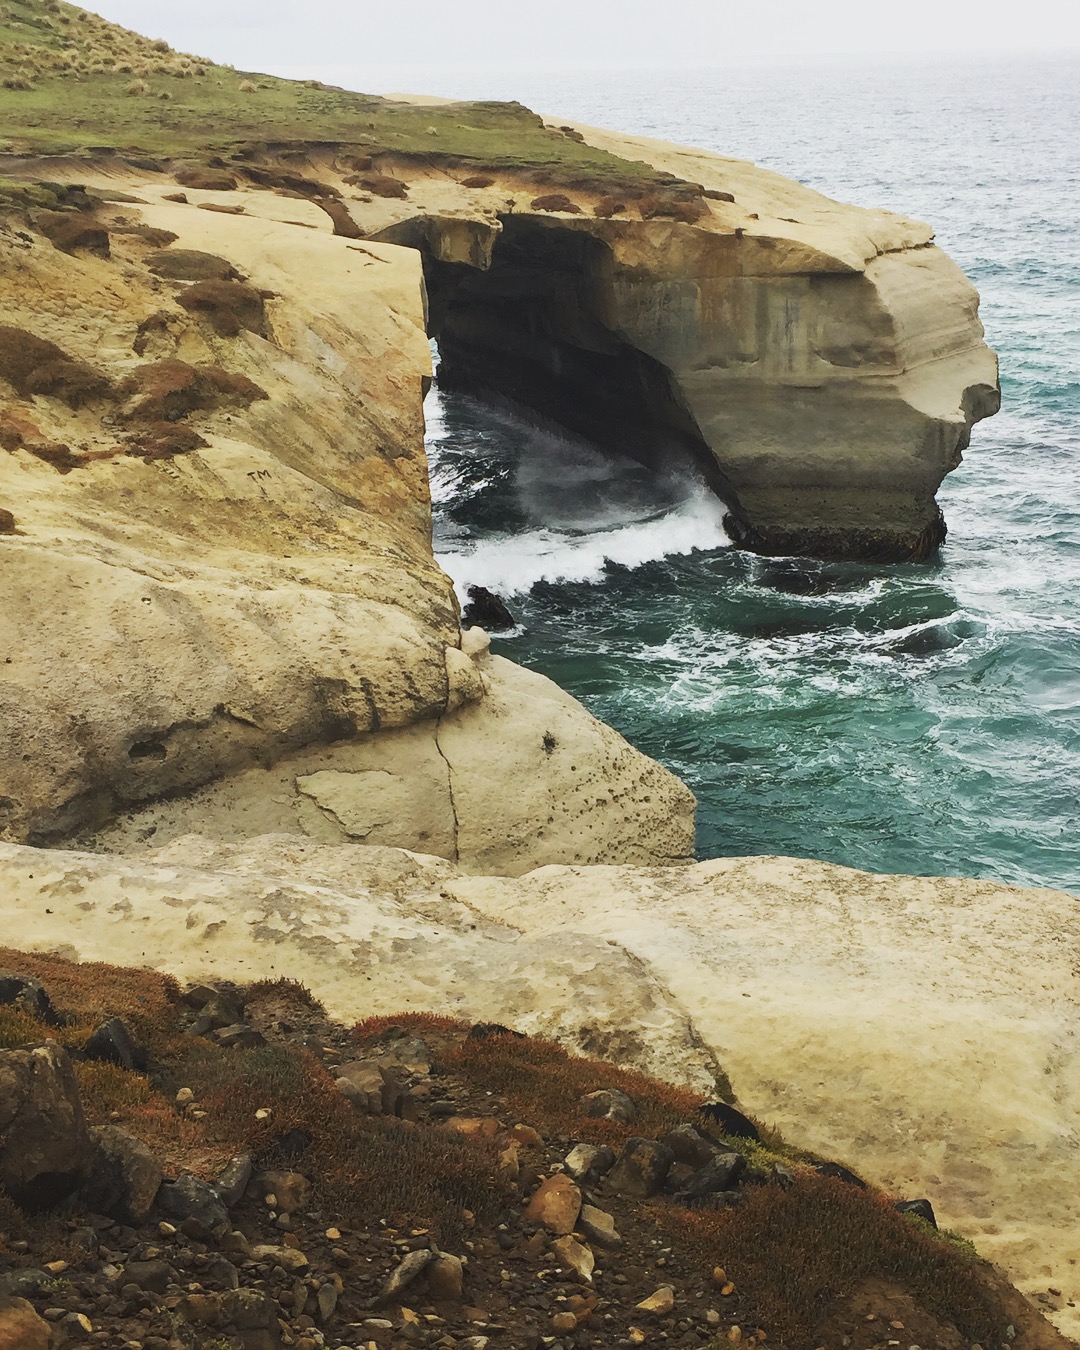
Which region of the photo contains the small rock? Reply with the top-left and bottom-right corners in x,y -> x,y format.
677,1151 -> 747,1202
511,1124 -> 543,1147
213,1023 -> 266,1050
316,1283 -> 338,1321
444,1116 -> 503,1139
250,1243 -> 308,1271
376,1248 -> 433,1304
177,1292 -> 222,1325
563,1143 -> 616,1183
551,1234 -> 594,1283
607,1138 -> 674,1198
636,1287 -> 675,1317
175,1088 -> 195,1106
552,1312 -> 578,1334
213,1152 -> 253,1208
578,1204 -> 621,1248
156,1172 -> 229,1231
523,1174 -> 582,1235
83,1017 -> 145,1072
426,1253 -> 464,1301
579,1088 -> 637,1125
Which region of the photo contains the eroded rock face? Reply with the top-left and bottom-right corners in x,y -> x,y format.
381,130 -> 1000,562
0,187 -> 692,869
2,836 -> 1078,1335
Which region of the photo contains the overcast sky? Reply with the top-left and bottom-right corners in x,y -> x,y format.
89,0 -> 1080,87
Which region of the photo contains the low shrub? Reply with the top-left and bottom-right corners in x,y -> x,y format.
175,280 -> 268,337
0,326 -> 113,408
660,1171 -> 1004,1350
119,358 -> 267,421
446,1030 -> 703,1142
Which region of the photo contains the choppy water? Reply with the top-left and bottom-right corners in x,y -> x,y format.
425,56 -> 1080,892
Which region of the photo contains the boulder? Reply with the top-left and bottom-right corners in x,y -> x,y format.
426,1253 -> 464,1301
253,1170 -> 311,1213
895,1197 -> 938,1228
697,1101 -> 760,1141
551,1234 -> 594,1282
662,1123 -> 721,1169
0,1297 -> 50,1350
675,1151 -> 747,1202
214,1152 -> 254,1208
462,586 -> 515,632
0,970 -> 60,1026
636,1286 -> 675,1316
81,1124 -> 162,1223
120,1259 -> 176,1293
607,1138 -> 674,1198
580,1088 -> 636,1125
564,1142 -> 615,1182
156,1171 -> 229,1232
0,1042 -> 92,1209
523,1173 -> 581,1234
83,1017 -> 146,1072
376,1249 -> 434,1305
578,1203 -> 621,1248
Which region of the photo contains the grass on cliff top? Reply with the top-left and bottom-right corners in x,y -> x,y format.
0,0 -> 664,186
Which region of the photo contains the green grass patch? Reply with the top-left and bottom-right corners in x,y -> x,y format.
0,0 -> 668,189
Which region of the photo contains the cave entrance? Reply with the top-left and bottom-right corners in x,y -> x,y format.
410,214 -> 733,505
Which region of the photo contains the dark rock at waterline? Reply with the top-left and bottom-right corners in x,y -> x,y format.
698,1100 -> 760,1140
462,584 -> 515,631
895,1197 -> 938,1228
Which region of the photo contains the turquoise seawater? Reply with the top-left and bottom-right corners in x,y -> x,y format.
424,56 -> 1080,892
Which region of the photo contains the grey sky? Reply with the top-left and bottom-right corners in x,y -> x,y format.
88,0 -> 1080,85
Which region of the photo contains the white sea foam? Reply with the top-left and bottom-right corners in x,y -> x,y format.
436,485 -> 731,598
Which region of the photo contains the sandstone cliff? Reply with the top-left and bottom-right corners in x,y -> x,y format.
0,174 -> 693,863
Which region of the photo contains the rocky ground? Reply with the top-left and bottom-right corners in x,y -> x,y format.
0,952 -> 1070,1350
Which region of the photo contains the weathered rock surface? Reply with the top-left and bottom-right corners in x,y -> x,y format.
372,124 -> 999,562
81,1123 -> 163,1224
0,1042 -> 93,1210
0,184 -> 693,868
2,836 -> 1079,1334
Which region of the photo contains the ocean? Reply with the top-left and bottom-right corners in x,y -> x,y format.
418,56 -> 1080,893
